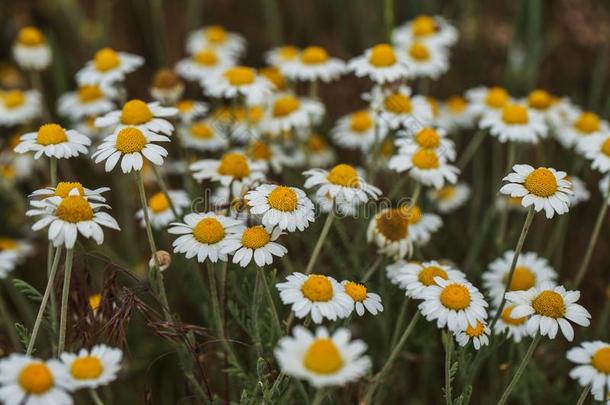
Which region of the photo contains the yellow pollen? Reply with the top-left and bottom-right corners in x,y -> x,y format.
218,153 -> 250,179
17,26 -> 45,46
411,149 -> 439,169
409,42 -> 430,61
301,46 -> 329,64
177,99 -> 194,112
278,46 -> 299,61
327,164 -> 360,188
532,290 -> 565,318
120,99 -> 153,125
194,50 -> 218,66
440,283 -> 471,310
415,127 -> 441,148
528,90 -> 552,110
447,96 -> 467,113
190,122 -> 214,139
115,127 -> 147,153
241,226 -> 270,249
205,25 -> 227,44
301,275 -> 333,302
524,168 -> 557,197
55,182 -> 85,198
18,363 -> 53,394
349,110 -> 373,132
574,112 -> 601,134
88,293 -> 101,311
376,208 -> 409,241
418,265 -> 448,286
501,104 -> 529,125
259,67 -> 285,90
223,66 -> 255,86
601,139 -> 610,157
506,266 -> 536,291
152,68 -> 179,89
485,87 -> 509,109
272,95 -> 300,117
344,281 -> 367,302
94,48 -> 120,72
148,192 -> 170,213
437,186 -> 456,200
37,124 -> 68,146
384,93 -> 412,114
0,238 -> 17,251
307,134 -> 327,152
369,44 -> 397,67
248,141 -> 272,161
193,217 -> 225,244
3,90 -> 25,109
501,304 -> 527,325
412,15 -> 437,36
591,347 -> 610,374
303,339 -> 343,374
56,195 -> 94,223
77,85 -> 103,102
268,186 -> 298,212
405,205 -> 422,224
70,356 -> 103,380
466,321 -> 486,337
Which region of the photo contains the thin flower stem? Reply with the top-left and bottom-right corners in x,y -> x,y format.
50,157 -> 58,186
361,256 -> 382,283
310,388 -> 326,405
30,70 -> 51,121
457,129 -> 486,170
443,330 -> 454,405
304,211 -> 335,275
89,389 -> 105,405
497,334 -> 541,405
490,206 -> 535,330
27,247 -> 63,355
411,182 -> 422,206
152,165 -> 180,219
575,384 -> 591,405
389,298 -> 409,348
58,248 -> 74,353
259,268 -> 282,336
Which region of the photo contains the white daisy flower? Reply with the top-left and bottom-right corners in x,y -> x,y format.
76,48 -> 143,86
427,183 -> 471,213
178,119 -> 228,152
210,105 -> 266,143
341,281 -> 383,316
30,181 -> 109,203
168,212 -> 243,263
556,110 -> 609,153
0,251 -> 18,279
499,164 -> 572,218
189,152 -> 266,194
565,176 -> 590,207
0,237 -> 34,278
12,26 -> 52,70
398,41 -> 449,80
95,99 -> 177,135
274,326 -> 371,387
419,277 -> 488,332
389,147 -> 459,189
259,66 -> 289,92
276,272 -> 353,323
175,99 -> 209,123
245,184 -> 315,232
454,320 -> 490,350
14,123 -> 91,160
280,46 -> 346,83
136,190 -> 191,229
202,66 -> 273,105
57,84 -> 116,121
149,68 -> 185,105
389,260 -> 466,299
466,86 -> 512,118
262,94 -> 324,135
348,43 -> 411,83
403,205 -> 442,246
492,304 -> 529,343
593,388 -> 610,404
392,14 -> 459,48
483,250 -> 557,306
505,282 -> 591,341
480,102 -> 548,144
0,354 -> 73,405
91,126 -> 170,173
304,163 -> 381,205
0,90 -> 41,127
300,133 -> 336,168
221,225 -> 287,267
185,25 -> 246,57
377,87 -> 434,129
567,341 -> 610,395
331,109 -> 388,152
437,96 -> 476,131
525,89 -> 564,126
26,187 -> 120,249
394,126 -> 456,161
264,45 -> 300,67
367,207 -> 414,259
60,345 -> 122,389
175,48 -> 235,82
244,141 -> 288,173
582,134 -> 610,173
314,192 -> 360,217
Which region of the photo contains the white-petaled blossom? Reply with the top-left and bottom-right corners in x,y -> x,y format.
454,320 -> 490,350
466,86 -> 512,118
95,99 -> 177,135
367,207 -> 414,259
57,84 -> 116,121
76,48 -> 143,86
221,225 -> 286,267
479,102 -> 548,144
348,43 -> 411,83
556,110 -> 609,153
201,66 -> 273,105
14,123 -> 91,160
149,68 -> 185,105
175,99 -> 209,123
332,109 -> 387,152
389,147 -> 459,189
437,96 -> 476,131
60,345 -> 123,390
492,304 -> 530,343
274,326 -> 371,387
565,175 -> 590,207
178,119 -> 228,152
175,48 -> 236,82
244,141 -> 288,173
394,126 -> 456,162
245,184 -> 315,232
341,281 -> 383,316
0,237 -> 34,278
376,86 -> 434,129
264,45 -> 300,67
189,152 -> 266,195
136,190 -> 191,229
12,26 -> 52,71
304,163 -> 381,206
0,90 -> 41,127
389,260 -> 466,299
582,133 -> 610,174
392,14 -> 458,48
566,341 -> 610,396
427,183 -> 471,213
185,25 -> 246,57
262,94 -> 324,135
30,181 -> 109,203
397,41 -> 449,80
280,46 -> 345,83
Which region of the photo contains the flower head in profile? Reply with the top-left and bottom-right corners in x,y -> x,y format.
77,47 -> 143,86
427,183 -> 471,213
398,41 -> 449,79
57,84 -> 116,121
262,94 -> 324,135
186,25 -> 246,57
332,109 -> 388,152
582,133 -> 610,174
466,86 -> 512,118
14,123 -> 91,160
136,190 -> 191,229
389,147 -> 459,189
388,260 -> 466,299
264,45 -> 300,68
149,68 -> 185,105
190,152 -> 266,196
437,96 -> 475,131
221,225 -> 287,267
0,90 -> 41,127
280,45 -> 346,83
492,304 -> 529,343
341,281 -> 384,316
304,163 -> 381,206
566,341 -> 610,396
392,14 -> 458,48
556,110 -> 609,153
348,43 -> 411,83
95,99 -> 177,135
60,345 -> 122,390
480,102 -> 548,144
376,86 -> 434,129
13,26 -> 52,70
202,66 -> 273,105
245,184 -> 315,232
175,48 -> 235,82
175,99 -> 209,123
454,320 -> 490,350
179,119 -> 228,152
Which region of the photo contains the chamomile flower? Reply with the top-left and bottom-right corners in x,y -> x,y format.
483,250 -> 557,306
57,84 -> 115,121
304,163 -> 381,204
389,147 -> 459,189
331,109 -> 387,152
168,212 -> 243,263
189,152 -> 266,194
136,190 -> 190,229
394,126 -> 456,161
398,41 -> 449,79
95,99 -> 177,135
427,183 -> 471,213
186,25 -> 245,57
419,278 -> 488,332
221,225 -> 286,267
60,345 -> 122,389
437,96 -> 476,131
593,389 -> 610,404
0,354 -> 73,405
280,46 -> 346,83
480,102 -> 548,143
276,273 -> 353,323
26,187 -> 120,249
525,89 -> 561,123
76,48 -> 143,86
505,282 -> 591,341
466,86 -> 511,118
500,164 -> 572,218
341,281 -> 383,316
390,260 -> 466,299
402,205 -> 442,245
264,45 -> 300,67
175,99 -> 209,123
91,127 -> 170,173
314,192 -> 360,217
0,90 -> 41,127
30,181 -> 109,203
274,326 -> 371,387
0,251 -> 18,279
259,66 -> 288,91
245,141 -> 287,173
149,68 -> 185,105
454,320 -> 490,350
211,105 -> 266,143
301,133 -> 336,168
567,341 -> 610,396
566,176 -> 590,206
0,237 -> 33,278
245,184 -> 315,232
14,123 -> 91,160
367,207 -> 416,258
262,94 -> 324,135
202,66 -> 273,105
179,119 -> 228,152
175,48 -> 235,81
492,304 -> 529,343
393,14 -> 459,48
582,134 -> 610,173
348,43 -> 411,83
375,87 -> 434,129
12,26 -> 52,70
556,110 -> 609,153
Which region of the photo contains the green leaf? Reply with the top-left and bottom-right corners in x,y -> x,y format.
12,278 -> 42,302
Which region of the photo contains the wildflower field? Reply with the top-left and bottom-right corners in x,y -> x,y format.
1,0 -> 610,404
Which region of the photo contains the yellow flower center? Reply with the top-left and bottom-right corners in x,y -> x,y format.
17,26 -> 45,46
190,122 -> 214,139
241,226 -> 270,249
437,186 -> 456,200
376,208 -> 409,241
235,105 -> 264,124
466,320 -> 486,337
70,356 -> 103,380
591,347 -> 610,374
505,266 -> 536,291
218,153 -> 250,179
272,95 -> 300,117
37,124 -> 68,146
440,283 -> 471,310
278,46 -> 299,61
574,112 -> 601,134
601,139 -> 610,157
301,46 -> 329,64
411,15 -> 437,36
120,99 -> 153,125
223,66 -> 255,86
527,90 -> 552,110
415,127 -> 441,148
94,48 -> 120,72
259,67 -> 285,89
176,99 -> 194,113
56,195 -> 94,223
115,127 -> 147,153
152,68 -> 179,89
301,275 -> 333,302
78,85 -> 103,102
148,192 -> 170,213
384,93 -> 412,114
18,363 -> 53,394
3,90 -> 25,109
484,87 -> 509,109
88,293 -> 101,311
349,110 -> 373,132
248,141 -> 272,161
408,42 -> 430,61
501,104 -> 529,125
411,149 -> 439,169
501,304 -> 527,325
447,96 -> 467,113
523,168 -> 557,197
344,281 -> 367,302
268,186 -> 298,212
194,50 -> 218,66
193,218 -> 225,244
0,238 -> 17,251
55,182 -> 85,198
326,164 -> 359,188
369,44 -> 397,67
418,265 -> 448,286
205,25 -> 227,44
405,205 -> 422,224
303,339 -> 343,374
307,134 -> 327,152
532,290 -> 565,318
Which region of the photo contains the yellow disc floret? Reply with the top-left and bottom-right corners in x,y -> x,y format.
37,124 -> 68,146
0,238 -> 18,251
326,164 -> 359,188
376,208 -> 409,241
484,87 -> 509,109
303,339 -> 343,374
411,149 -> 440,169
193,217 -> 225,244
440,283 -> 471,310
88,293 -> 101,311
272,95 -> 300,117
507,266 -> 536,291
70,356 -> 103,380
344,281 -> 367,302
301,275 -> 333,302
194,50 -> 218,66
55,182 -> 85,198
447,96 -> 467,113
268,186 -> 298,212
384,93 -> 412,114
466,320 -> 486,337
574,112 -> 601,134
524,168 -> 557,197
301,46 -> 329,64
248,141 -> 272,161
3,90 -> 26,109
369,44 -> 397,67
527,90 -> 552,110
591,347 -> 610,374
349,110 -> 373,132
418,265 -> 448,286
218,152 -> 250,179
241,226 -> 270,249
120,99 -> 153,125
148,192 -> 170,213
56,195 -> 94,223
501,104 -> 529,125
152,68 -> 180,89
94,48 -> 121,72
77,85 -> 103,102
415,127 -> 441,148
408,42 -> 430,61
532,290 -> 565,318
223,66 -> 255,86
501,304 -> 527,325
115,127 -> 147,153
412,15 -> 437,36
190,122 -> 214,139
18,363 -> 53,394
601,138 -> 610,157
205,25 -> 227,44
17,27 -> 45,46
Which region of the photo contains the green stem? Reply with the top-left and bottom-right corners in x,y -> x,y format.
89,389 -> 105,405
152,165 -> 180,219
259,268 -> 282,336
383,0 -> 395,41
496,334 -> 541,405
575,384 -> 590,405
443,330 -> 454,405
361,256 -> 382,283
389,298 -> 409,348
58,248 -> 74,353
311,389 -> 326,405
457,129 -> 486,170
50,157 -> 58,186
304,212 -> 335,275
